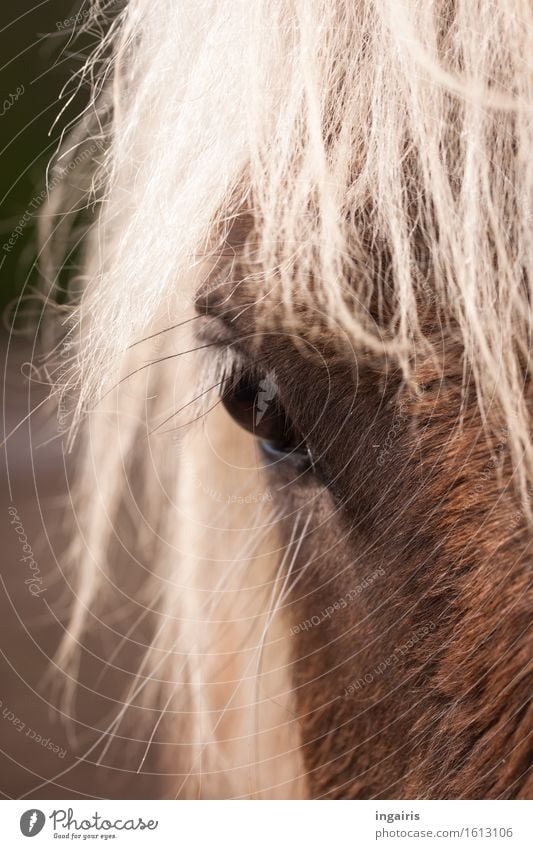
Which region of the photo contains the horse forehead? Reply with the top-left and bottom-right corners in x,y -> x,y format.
195,257 -> 462,384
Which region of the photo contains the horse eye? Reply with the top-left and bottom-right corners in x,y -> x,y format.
222,372 -> 312,471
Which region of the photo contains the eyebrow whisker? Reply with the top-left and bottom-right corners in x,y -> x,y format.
156,395 -> 226,435
93,341 -> 221,407
148,378 -> 226,435
127,314 -> 203,350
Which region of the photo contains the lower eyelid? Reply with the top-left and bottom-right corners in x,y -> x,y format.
259,438 -> 313,473
259,440 -> 288,462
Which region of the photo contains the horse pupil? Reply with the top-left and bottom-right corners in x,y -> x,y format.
222,373 -> 310,468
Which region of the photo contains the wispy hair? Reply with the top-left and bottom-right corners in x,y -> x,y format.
43,0 -> 533,797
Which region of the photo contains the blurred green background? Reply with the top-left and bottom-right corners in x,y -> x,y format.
0,1 -> 97,313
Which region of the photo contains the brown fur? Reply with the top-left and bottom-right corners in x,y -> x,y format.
196,269 -> 533,799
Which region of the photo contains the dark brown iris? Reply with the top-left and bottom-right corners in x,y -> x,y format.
222,372 -> 312,470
